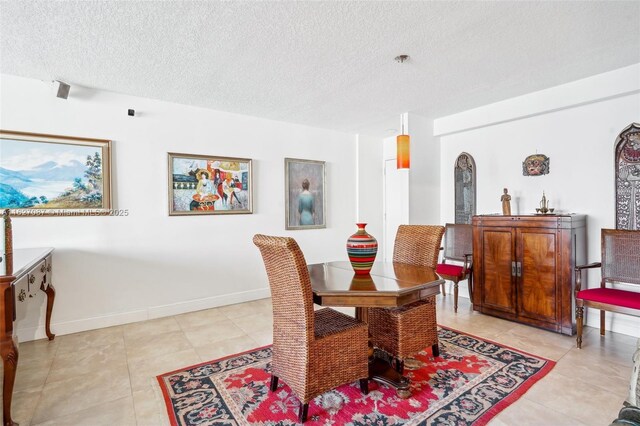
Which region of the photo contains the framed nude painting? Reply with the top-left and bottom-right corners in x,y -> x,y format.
0,130 -> 112,216
285,158 -> 326,230
168,152 -> 252,215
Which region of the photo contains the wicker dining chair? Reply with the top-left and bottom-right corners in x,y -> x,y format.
253,234 -> 369,423
368,225 -> 445,374
436,223 -> 473,313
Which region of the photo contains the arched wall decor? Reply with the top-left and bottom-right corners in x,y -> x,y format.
454,152 -> 476,224
615,122 -> 640,230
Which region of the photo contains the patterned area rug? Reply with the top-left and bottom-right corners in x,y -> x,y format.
157,327 -> 554,425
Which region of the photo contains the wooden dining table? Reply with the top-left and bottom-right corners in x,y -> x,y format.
308,260 -> 444,397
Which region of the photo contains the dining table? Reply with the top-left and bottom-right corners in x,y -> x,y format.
308,260 -> 444,398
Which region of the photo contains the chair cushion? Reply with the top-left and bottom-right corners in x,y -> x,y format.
314,308 -> 366,339
436,263 -> 467,278
577,288 -> 640,310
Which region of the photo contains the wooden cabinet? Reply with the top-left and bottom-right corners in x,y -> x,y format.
472,215 -> 586,335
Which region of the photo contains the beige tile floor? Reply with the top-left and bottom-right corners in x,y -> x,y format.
3,294 -> 636,425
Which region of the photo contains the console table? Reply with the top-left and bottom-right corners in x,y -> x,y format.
1,248 -> 56,426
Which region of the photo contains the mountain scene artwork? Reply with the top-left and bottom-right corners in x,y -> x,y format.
0,135 -> 106,210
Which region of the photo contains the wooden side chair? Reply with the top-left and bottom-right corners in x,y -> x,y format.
253,234 -> 369,423
575,229 -> 640,348
368,225 -> 445,374
436,223 -> 473,313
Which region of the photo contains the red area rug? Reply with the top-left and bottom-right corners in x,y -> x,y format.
157,327 -> 554,425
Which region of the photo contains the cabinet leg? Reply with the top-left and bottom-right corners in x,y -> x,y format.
1,336 -> 18,426
40,283 -> 56,340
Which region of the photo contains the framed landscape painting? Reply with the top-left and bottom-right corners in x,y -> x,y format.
168,152 -> 252,216
0,130 -> 112,216
285,158 -> 326,230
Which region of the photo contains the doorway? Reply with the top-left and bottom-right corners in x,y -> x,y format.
383,159 -> 409,261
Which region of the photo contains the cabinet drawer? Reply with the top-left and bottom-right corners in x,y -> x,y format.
28,259 -> 47,297
42,254 -> 52,290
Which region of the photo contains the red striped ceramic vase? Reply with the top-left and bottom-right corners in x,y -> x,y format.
346,223 -> 378,275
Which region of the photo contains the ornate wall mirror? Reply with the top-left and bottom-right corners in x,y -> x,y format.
454,152 -> 476,224
615,123 -> 640,230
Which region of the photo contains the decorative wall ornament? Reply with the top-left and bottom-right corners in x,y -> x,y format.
615,122 -> 640,230
454,152 -> 476,224
522,154 -> 550,176
0,130 -> 112,216
168,152 -> 252,215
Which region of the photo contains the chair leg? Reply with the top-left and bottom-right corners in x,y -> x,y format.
600,310 -> 605,336
270,375 -> 279,391
432,343 -> 440,357
576,306 -> 584,349
359,378 -> 369,395
441,282 -> 446,296
468,273 -> 474,308
298,402 -> 309,423
453,281 -> 459,313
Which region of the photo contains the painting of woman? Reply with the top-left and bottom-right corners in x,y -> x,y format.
285,158 -> 325,229
298,178 -> 315,225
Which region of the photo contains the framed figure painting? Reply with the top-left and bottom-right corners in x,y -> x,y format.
0,130 -> 112,216
168,152 -> 252,215
285,158 -> 326,230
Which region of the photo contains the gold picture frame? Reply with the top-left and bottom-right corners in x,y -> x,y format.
0,130 -> 112,216
168,152 -> 253,216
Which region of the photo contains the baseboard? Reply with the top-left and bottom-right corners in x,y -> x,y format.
147,288 -> 271,319
442,281 -> 471,299
585,309 -> 640,339
16,287 -> 271,343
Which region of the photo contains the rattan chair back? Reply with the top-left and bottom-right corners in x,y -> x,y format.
443,223 -> 473,262
393,225 -> 445,269
601,229 -> 640,286
253,234 -> 369,418
253,234 -> 315,349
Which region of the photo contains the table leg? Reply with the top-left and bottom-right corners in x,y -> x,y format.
355,307 -> 368,323
1,336 -> 18,426
40,283 -> 55,341
357,307 -> 411,398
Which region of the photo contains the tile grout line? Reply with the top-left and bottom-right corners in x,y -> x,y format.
25,337 -> 62,425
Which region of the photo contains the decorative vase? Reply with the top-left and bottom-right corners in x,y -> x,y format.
346,223 -> 378,275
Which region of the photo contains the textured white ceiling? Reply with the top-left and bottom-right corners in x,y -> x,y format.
1,1 -> 639,137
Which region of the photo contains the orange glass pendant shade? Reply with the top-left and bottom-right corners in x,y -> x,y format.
397,134 -> 410,169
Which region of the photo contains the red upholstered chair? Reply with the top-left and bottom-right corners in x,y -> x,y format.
436,223 -> 473,313
575,229 -> 640,348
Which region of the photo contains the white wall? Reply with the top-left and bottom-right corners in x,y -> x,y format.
408,113 -> 440,225
356,134 -> 383,248
1,74 -> 360,341
436,64 -> 640,337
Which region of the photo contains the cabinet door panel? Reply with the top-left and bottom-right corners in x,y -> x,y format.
518,230 -> 557,323
482,230 -> 515,313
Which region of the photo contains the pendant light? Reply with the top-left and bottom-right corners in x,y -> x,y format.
397,114 -> 410,169
394,55 -> 411,169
